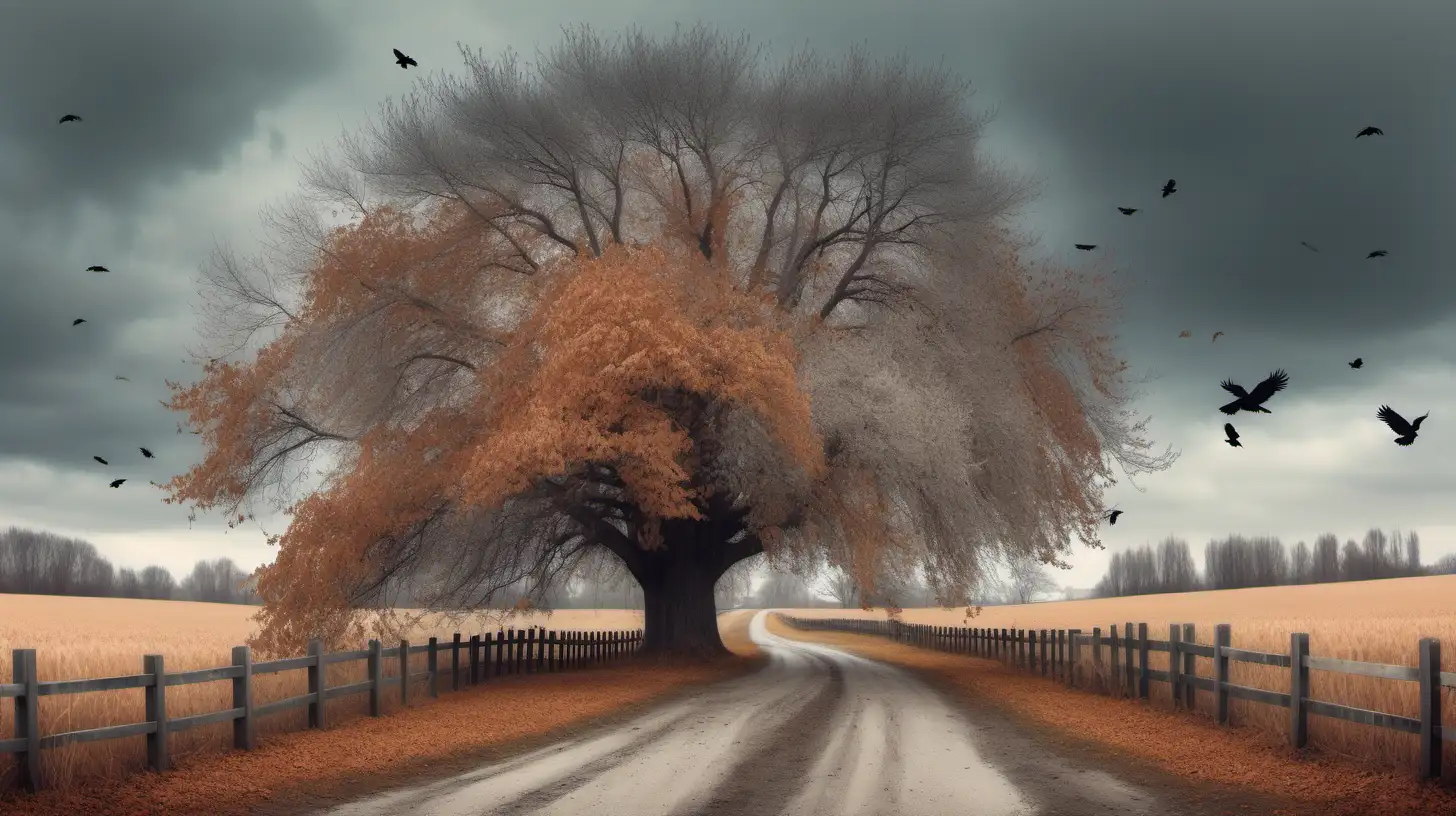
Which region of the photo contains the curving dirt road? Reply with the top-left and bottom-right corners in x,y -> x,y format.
316,611 -> 1286,816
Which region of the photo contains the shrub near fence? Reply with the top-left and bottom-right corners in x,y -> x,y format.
774,614 -> 1456,782
1,627 -> 642,794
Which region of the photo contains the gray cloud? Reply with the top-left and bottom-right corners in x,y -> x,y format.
4,0 -> 1455,587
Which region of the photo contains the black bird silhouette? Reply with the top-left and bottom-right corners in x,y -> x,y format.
1218,369 -> 1289,415
115,375 -> 130,381
1075,243 -> 1097,251
72,318 -> 86,326
1212,331 -> 1225,343
1106,509 -> 1124,525
1161,179 -> 1177,198
1355,126 -> 1383,138
109,479 -> 126,488
140,447 -> 154,459
1300,241 -> 1319,252
393,48 -> 417,69
86,265 -> 109,272
1377,405 -> 1428,446
1349,358 -> 1363,369
1118,207 -> 1138,215
1367,250 -> 1387,258
1224,423 -> 1241,448
93,456 -> 108,465
58,114 -> 82,124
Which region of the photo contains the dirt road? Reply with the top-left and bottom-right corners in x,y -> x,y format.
317,611 -> 1287,816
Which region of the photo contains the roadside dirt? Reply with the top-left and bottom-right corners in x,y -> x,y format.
0,611 -> 766,816
765,615 -> 1456,816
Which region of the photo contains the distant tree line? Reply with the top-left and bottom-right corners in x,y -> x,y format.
0,526 -> 260,605
1094,527 -> 1456,598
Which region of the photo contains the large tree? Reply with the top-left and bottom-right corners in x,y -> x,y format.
163,25 -> 1174,657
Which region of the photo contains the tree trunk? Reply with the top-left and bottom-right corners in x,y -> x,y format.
635,525 -> 732,659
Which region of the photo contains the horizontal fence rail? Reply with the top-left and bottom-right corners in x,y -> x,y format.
775,614 -> 1451,782
2,627 -> 643,794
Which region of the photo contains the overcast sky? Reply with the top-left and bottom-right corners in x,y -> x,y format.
3,0 -> 1454,592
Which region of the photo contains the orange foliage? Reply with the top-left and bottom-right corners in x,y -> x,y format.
455,244 -> 824,522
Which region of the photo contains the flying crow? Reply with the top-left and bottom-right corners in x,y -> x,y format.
93,456 -> 108,465
1377,405 -> 1427,446
1224,423 -> 1241,448
1106,509 -> 1124,525
1179,330 -> 1192,338
1355,126 -> 1383,138
1367,250 -> 1387,258
393,48 -> 417,69
1075,243 -> 1097,251
140,447 -> 154,459
1118,207 -> 1138,215
1349,358 -> 1363,369
1212,331 -> 1225,343
115,375 -> 130,381
72,318 -> 86,326
1162,179 -> 1177,198
86,265 -> 109,272
109,479 -> 126,488
1300,241 -> 1319,252
1218,369 -> 1289,415
58,114 -> 82,124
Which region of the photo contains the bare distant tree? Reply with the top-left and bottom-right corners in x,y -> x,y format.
1312,533 -> 1341,583
1005,554 -> 1058,604
1290,540 -> 1311,584
822,564 -> 863,608
1433,553 -> 1456,576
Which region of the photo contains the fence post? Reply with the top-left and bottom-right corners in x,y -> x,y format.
308,640 -> 326,729
232,645 -> 254,750
1138,623 -> 1150,699
428,637 -> 439,698
368,639 -> 383,716
494,630 -> 505,676
527,629 -> 538,674
469,634 -> 481,684
1124,623 -> 1135,697
1168,625 -> 1182,708
451,633 -> 461,691
399,639 -> 411,706
1091,627 -> 1103,691
1215,624 -> 1231,725
1069,629 -> 1082,687
1290,632 -> 1309,749
1040,630 -> 1049,676
1108,626 -> 1119,696
13,649 -> 40,792
1182,623 -> 1196,710
1418,638 -> 1442,779
547,630 -> 558,671
144,654 -> 169,772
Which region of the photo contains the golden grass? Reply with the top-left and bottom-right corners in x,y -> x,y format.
0,594 -> 645,791
781,575 -> 1456,780
766,614 -> 1456,816
2,611 -> 764,816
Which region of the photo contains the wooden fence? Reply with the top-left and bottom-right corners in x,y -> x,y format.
1,627 -> 642,794
775,614 -> 1455,781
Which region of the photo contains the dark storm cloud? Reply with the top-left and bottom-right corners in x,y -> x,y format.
974,0 -> 1456,345
0,0 -> 347,481
0,0 -> 343,220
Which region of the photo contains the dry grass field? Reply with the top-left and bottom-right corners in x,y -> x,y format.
783,574 -> 1456,778
0,593 -> 645,791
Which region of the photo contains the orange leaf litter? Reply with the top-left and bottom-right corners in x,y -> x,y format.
0,613 -> 763,816
765,615 -> 1456,816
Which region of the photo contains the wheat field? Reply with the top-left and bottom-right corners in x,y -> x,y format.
784,574 -> 1456,777
0,594 -> 645,790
